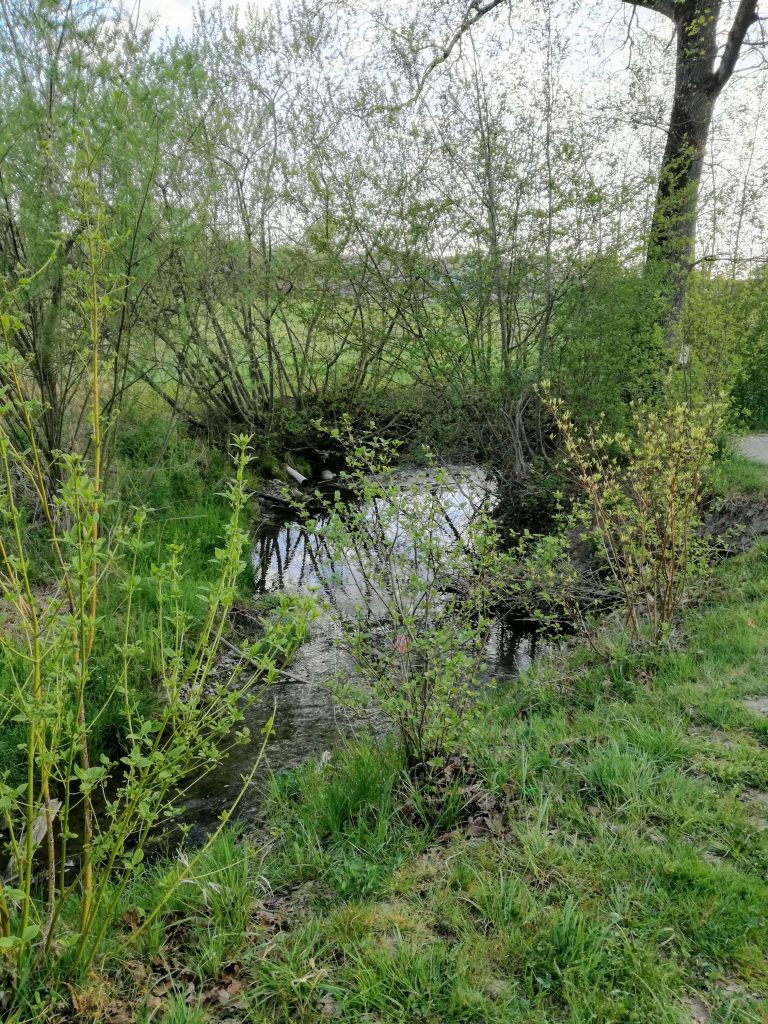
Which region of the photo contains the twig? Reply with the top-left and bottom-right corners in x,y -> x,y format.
381,0 -> 508,111
220,636 -> 310,685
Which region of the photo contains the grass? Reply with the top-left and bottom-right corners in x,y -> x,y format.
709,445 -> 768,495
45,536 -> 768,1024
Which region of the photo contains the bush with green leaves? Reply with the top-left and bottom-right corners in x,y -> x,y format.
549,257 -> 666,434
303,431 -> 556,768
302,437 -> 495,766
0,262 -> 311,1011
546,388 -> 725,647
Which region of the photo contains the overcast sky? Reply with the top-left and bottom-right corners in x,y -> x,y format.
145,0 -> 272,36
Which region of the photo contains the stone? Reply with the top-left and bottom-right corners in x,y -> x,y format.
743,696 -> 768,717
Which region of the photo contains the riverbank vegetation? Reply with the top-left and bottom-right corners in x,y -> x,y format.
26,530 -> 768,1023
2,0 -> 768,1019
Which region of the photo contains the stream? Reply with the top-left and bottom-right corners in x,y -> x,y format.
181,464 -> 539,838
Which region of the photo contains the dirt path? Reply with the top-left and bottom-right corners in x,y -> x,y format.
738,433 -> 768,464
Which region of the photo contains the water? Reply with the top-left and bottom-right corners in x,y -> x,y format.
181,464 -> 539,835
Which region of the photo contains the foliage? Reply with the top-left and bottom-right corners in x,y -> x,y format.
670,273 -> 763,411
0,5 -> 177,472
728,269 -> 768,429
0,261 -> 311,1011
0,2 -> 763,471
546,389 -> 725,646
300,430 -> 570,769
302,434 -> 505,768
548,257 -> 666,434
58,542 -> 768,1023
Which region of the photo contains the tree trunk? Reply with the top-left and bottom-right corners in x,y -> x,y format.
647,2 -> 718,317
625,0 -> 759,318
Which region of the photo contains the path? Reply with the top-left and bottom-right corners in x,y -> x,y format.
738,433 -> 768,465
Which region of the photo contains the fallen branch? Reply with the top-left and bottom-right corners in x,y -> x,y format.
250,489 -> 297,510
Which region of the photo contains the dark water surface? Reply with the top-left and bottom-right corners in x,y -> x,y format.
182,465 -> 539,834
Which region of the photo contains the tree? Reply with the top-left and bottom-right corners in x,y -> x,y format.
624,0 -> 762,316
0,1 -> 170,477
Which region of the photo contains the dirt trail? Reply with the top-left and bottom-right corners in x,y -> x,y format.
737,433 -> 768,465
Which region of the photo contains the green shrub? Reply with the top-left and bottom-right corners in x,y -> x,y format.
548,258 -> 665,434
547,389 -> 724,647
0,286 -> 310,1009
307,434 -> 507,767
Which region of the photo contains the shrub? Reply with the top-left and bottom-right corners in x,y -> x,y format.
546,389 -> 725,647
0,252 -> 309,1008
304,432 -> 521,768
549,257 -> 665,434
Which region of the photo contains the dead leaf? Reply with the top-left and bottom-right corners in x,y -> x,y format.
119,909 -> 144,932
104,1001 -> 136,1024
202,962 -> 248,1007
219,978 -> 246,1005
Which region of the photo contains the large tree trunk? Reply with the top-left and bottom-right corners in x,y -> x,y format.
625,0 -> 759,318
647,2 -> 719,315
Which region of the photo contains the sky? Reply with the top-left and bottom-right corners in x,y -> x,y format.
144,0 -> 272,36
131,0 -> 766,263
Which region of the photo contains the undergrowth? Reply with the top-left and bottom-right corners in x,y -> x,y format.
0,410 -> 253,778
40,540 -> 768,1024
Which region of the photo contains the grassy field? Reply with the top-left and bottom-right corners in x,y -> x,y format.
65,479 -> 768,1024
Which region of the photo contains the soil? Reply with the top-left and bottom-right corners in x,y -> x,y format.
742,696 -> 768,717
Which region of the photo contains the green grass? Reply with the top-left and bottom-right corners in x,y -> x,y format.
10,428 -> 768,1022
52,542 -> 768,1024
710,447 -> 768,495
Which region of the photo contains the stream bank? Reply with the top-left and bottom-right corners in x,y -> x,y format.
99,533 -> 768,1024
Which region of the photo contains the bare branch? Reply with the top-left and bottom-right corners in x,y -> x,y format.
711,0 -> 760,94
621,0 -> 677,21
400,0 -> 509,109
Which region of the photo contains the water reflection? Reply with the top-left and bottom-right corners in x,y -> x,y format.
181,465 -> 538,834
252,466 -> 495,617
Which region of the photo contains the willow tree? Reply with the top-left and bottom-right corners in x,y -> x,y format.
624,0 -> 762,315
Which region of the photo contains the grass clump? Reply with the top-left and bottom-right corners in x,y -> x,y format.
709,446 -> 768,496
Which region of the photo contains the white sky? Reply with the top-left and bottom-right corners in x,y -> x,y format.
144,0 -> 273,36
130,0 -> 766,262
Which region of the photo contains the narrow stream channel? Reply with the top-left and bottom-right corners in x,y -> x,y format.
181,464 -> 539,837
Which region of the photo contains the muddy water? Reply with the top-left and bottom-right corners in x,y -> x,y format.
181,465 -> 539,837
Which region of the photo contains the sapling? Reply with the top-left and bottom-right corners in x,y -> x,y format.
304,428 -> 536,767
0,213 -> 311,1006
545,386 -> 724,647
